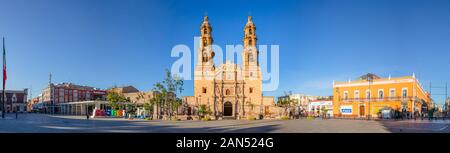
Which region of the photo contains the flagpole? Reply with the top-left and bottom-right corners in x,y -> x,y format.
1,37 -> 5,119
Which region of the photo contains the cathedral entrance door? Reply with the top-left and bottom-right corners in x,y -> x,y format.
224,102 -> 233,116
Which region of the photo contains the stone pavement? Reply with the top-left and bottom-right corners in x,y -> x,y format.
1,113 -> 449,133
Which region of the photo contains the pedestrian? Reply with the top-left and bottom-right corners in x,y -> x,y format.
86,113 -> 89,120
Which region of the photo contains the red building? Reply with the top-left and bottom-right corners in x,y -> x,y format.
40,82 -> 106,113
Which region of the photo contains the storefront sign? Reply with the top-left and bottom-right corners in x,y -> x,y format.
340,106 -> 353,115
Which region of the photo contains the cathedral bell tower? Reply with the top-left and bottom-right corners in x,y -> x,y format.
198,16 -> 215,69
242,16 -> 259,79
195,16 -> 216,81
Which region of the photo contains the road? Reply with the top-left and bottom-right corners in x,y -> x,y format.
1,113 -> 449,133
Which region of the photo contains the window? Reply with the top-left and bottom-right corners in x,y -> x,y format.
389,89 -> 395,99
12,94 -> 17,103
226,89 -> 231,95
378,90 -> 384,100
366,90 -> 371,100
249,88 -> 253,93
344,91 -> 348,101
249,29 -> 252,35
202,38 -> 207,46
249,39 -> 252,46
202,87 -> 207,94
354,91 -> 360,100
203,53 -> 208,62
203,28 -> 207,35
402,88 -> 408,99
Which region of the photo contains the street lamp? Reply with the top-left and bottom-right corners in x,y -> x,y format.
367,76 -> 373,120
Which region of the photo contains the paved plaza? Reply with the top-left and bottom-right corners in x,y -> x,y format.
0,113 -> 449,133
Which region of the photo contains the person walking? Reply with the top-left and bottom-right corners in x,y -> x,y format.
86,107 -> 90,120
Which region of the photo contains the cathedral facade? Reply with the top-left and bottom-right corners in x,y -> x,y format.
183,16 -> 276,120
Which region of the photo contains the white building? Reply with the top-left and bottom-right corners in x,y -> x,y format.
307,100 -> 333,117
289,94 -> 330,106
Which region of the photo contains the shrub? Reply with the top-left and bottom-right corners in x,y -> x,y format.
281,116 -> 290,120
202,116 -> 211,121
247,116 -> 257,120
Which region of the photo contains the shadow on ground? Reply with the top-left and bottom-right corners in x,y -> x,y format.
376,119 -> 450,133
0,114 -> 281,133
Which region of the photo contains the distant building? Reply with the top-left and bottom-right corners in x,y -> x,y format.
307,100 -> 333,117
0,89 -> 28,113
289,94 -> 331,106
333,73 -> 432,118
27,97 -> 40,112
39,82 -> 106,113
107,86 -> 163,104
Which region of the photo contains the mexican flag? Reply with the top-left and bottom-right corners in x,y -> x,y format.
2,37 -> 6,88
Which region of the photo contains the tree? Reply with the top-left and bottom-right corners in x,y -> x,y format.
321,107 -> 328,118
106,92 -> 128,110
153,82 -> 167,119
148,91 -> 162,119
277,97 -> 293,117
146,69 -> 185,120
173,74 -> 184,117
198,104 -> 206,118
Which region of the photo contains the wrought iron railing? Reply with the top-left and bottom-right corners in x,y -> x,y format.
339,96 -> 413,102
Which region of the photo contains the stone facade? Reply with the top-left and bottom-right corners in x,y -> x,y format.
183,16 -> 276,120
108,86 -> 152,104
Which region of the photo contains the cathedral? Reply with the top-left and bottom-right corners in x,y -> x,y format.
183,16 -> 276,120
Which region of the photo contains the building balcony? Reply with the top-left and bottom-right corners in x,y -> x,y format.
339,97 -> 413,103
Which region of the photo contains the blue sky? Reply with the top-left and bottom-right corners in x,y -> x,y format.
1,0 -> 450,104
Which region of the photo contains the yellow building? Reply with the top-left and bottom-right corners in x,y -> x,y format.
333,73 -> 431,118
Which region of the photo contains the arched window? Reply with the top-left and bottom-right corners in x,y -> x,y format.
402,88 -> 408,99
354,91 -> 360,100
203,53 -> 208,62
249,39 -> 252,46
226,89 -> 230,95
249,28 -> 252,35
378,90 -> 384,100
203,28 -> 207,35
389,89 -> 395,100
